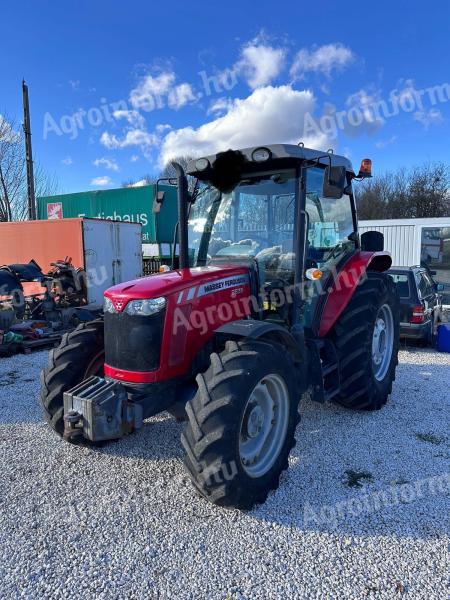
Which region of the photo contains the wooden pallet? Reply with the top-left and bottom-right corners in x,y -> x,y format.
22,334 -> 62,354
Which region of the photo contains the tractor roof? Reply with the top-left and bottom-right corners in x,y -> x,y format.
186,144 -> 354,177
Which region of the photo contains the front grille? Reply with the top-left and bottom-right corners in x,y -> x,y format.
104,310 -> 165,372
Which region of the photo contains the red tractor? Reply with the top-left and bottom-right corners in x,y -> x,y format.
40,144 -> 399,509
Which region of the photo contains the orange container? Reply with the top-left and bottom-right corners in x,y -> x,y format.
0,219 -> 85,273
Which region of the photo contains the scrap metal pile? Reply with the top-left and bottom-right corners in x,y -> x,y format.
0,257 -> 99,356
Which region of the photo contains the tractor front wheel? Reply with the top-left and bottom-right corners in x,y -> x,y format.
40,320 -> 105,439
181,339 -> 300,510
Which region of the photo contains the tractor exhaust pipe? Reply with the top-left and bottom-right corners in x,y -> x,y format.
172,162 -> 190,270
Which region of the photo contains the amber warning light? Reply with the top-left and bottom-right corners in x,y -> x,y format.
358,158 -> 372,178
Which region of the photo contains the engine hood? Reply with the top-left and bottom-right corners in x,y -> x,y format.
104,265 -> 250,302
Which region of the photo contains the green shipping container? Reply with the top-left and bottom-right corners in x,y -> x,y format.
37,184 -> 178,250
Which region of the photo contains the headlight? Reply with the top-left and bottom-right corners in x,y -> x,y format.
103,296 -> 116,313
125,297 -> 166,316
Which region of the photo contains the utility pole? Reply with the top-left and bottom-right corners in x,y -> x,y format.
22,80 -> 37,220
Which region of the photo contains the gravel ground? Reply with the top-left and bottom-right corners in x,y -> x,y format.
0,348 -> 449,599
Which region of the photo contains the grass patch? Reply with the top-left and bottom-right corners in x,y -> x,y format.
343,469 -> 373,488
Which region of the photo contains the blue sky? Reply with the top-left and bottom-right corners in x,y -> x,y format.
1,0 -> 450,194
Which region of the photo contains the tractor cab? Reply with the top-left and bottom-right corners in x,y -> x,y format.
183,145 -> 365,331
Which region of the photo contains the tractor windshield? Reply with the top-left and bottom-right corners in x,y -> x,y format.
187,171 -> 297,286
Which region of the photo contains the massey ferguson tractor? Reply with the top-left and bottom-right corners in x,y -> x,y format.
40,144 -> 399,509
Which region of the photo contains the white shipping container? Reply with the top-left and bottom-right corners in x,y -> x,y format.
359,217 -> 450,304
82,219 -> 143,304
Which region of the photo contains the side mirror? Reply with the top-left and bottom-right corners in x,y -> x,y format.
323,166 -> 346,199
361,230 -> 384,252
153,190 -> 165,214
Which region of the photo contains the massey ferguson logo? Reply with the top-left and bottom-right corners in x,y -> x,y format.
112,299 -> 125,312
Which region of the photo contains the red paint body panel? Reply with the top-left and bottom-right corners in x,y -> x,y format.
104,265 -> 252,383
318,251 -> 392,337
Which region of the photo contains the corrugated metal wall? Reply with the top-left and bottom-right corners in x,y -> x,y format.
358,224 -> 420,266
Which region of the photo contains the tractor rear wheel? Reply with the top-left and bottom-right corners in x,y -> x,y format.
181,339 -> 300,510
40,320 -> 105,438
329,272 -> 399,410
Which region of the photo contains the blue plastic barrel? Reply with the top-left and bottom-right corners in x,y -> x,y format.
436,323 -> 450,352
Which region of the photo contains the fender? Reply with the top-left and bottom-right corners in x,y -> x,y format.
318,251 -> 392,338
215,319 -> 303,363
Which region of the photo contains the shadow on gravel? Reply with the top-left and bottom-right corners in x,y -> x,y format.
90,413 -> 185,461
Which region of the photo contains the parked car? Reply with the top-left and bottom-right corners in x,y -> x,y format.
387,266 -> 444,345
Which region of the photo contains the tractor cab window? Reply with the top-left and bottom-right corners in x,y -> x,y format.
305,167 -> 355,270
188,172 -> 297,289
303,167 -> 356,328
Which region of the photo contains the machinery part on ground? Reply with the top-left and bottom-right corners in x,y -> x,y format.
181,339 -> 300,510
0,258 -> 87,320
63,376 -> 143,442
40,320 -> 104,437
47,257 -> 87,307
329,272 -> 400,410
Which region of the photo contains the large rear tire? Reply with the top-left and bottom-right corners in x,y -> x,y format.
181,340 -> 300,510
329,272 -> 399,410
40,320 -> 105,438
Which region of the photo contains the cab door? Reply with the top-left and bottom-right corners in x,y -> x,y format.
303,167 -> 357,331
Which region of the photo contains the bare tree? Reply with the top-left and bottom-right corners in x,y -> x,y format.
0,113 -> 58,222
356,162 -> 450,220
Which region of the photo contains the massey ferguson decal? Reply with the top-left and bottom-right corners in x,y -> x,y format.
176,274 -> 250,304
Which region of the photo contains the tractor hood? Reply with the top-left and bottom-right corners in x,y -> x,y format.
104,265 -> 250,303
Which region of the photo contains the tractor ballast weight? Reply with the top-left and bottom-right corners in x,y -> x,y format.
41,144 -> 400,509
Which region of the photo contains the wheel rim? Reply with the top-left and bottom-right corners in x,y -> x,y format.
372,304 -> 394,381
239,373 -> 290,478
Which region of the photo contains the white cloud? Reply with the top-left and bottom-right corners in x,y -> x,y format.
126,179 -> 148,188
100,128 -> 158,150
236,40 -> 286,89
343,88 -> 385,137
129,71 -> 196,112
113,109 -> 145,128
93,157 -> 119,171
69,79 -> 80,90
159,85 -> 329,166
90,176 -> 112,186
155,124 -> 171,135
291,43 -> 355,79
61,156 -> 73,165
168,82 -> 197,109
375,135 -> 398,149
130,154 -> 140,162
207,97 -> 235,116
413,108 -> 444,129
